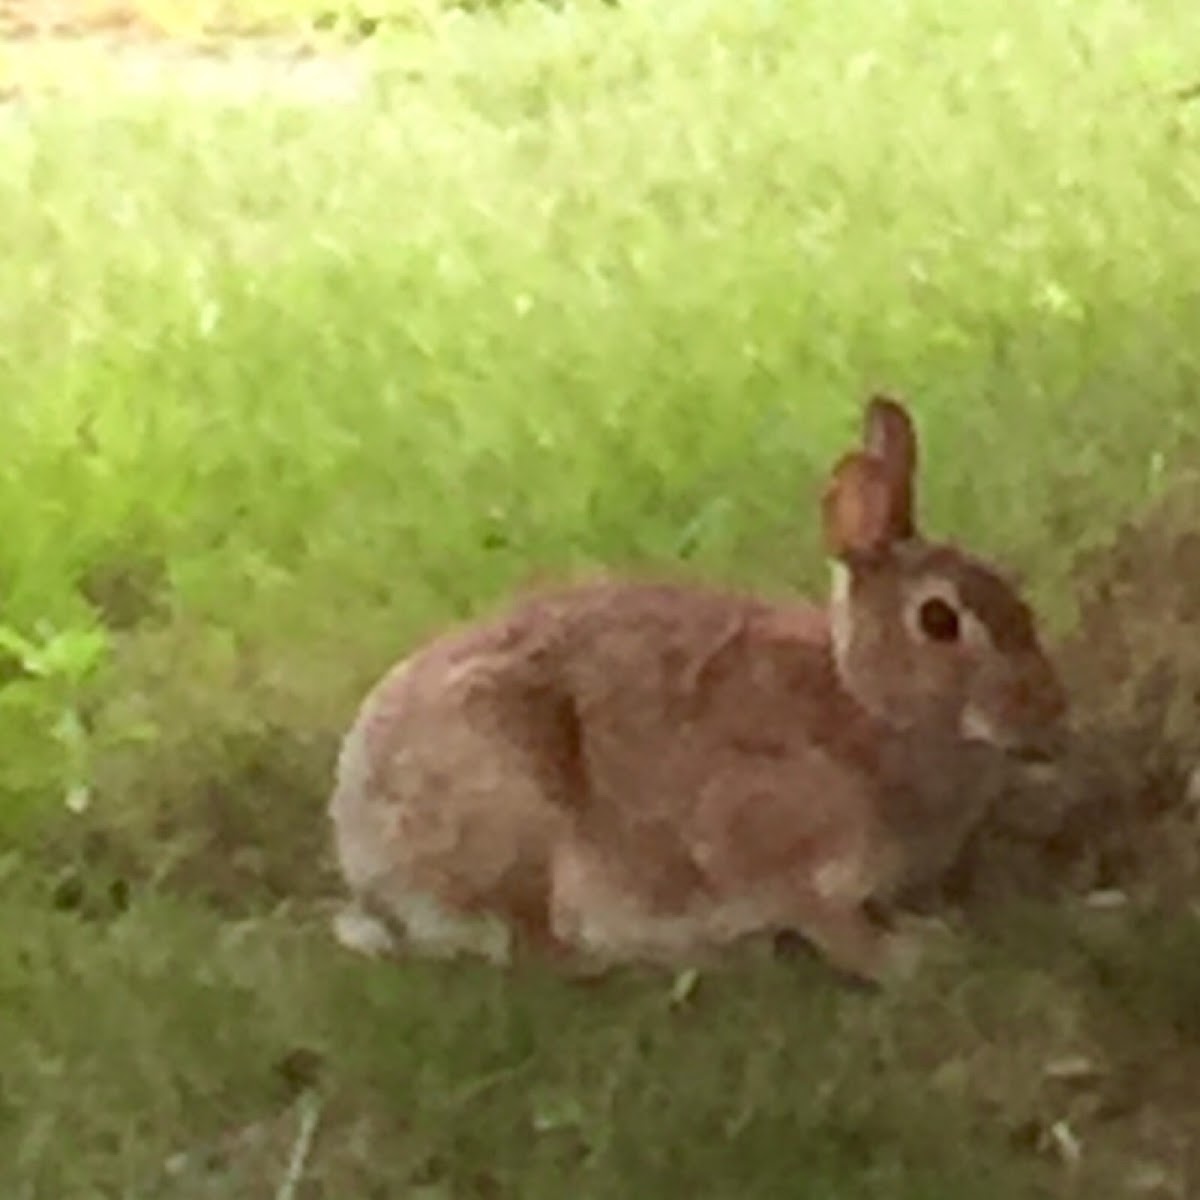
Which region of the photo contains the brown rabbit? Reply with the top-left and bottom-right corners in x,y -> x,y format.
329,396 -> 1068,982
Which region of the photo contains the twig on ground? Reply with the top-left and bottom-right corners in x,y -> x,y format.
275,1090 -> 324,1200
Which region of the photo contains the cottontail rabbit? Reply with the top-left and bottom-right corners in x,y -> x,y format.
329,396 -> 1068,981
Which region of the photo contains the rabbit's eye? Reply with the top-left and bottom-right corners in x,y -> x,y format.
918,597 -> 960,643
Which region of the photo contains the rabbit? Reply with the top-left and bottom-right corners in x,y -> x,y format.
328,396 -> 1069,983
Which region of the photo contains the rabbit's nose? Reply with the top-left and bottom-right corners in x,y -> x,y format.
1010,708 -> 1072,764
1011,735 -> 1059,765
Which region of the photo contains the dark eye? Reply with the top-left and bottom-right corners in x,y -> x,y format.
918,597 -> 961,643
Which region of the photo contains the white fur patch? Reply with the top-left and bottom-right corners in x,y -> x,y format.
880,927 -> 924,984
333,893 -> 513,966
959,704 -> 999,746
333,904 -> 400,958
829,563 -> 853,665
813,858 -> 864,904
555,887 -> 771,964
388,890 -> 513,965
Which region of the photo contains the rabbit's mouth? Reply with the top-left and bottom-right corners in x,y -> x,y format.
1008,738 -> 1059,765
961,706 -> 1068,767
1007,743 -> 1065,788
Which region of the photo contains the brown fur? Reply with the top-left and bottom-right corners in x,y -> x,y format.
329,396 -> 1068,981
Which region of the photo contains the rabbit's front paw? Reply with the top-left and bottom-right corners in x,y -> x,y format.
333,903 -> 400,959
880,915 -> 961,985
878,926 -> 925,984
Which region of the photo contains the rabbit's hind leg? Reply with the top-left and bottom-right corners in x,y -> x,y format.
548,838 -> 724,969
780,892 -> 923,986
335,883 -> 514,966
330,719 -> 562,968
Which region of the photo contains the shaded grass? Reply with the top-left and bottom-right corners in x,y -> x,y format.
5,882 -> 1200,1198
2,0 -> 1200,1194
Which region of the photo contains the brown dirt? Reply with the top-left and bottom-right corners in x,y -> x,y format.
0,0 -> 161,40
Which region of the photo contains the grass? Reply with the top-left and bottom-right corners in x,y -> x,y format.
6,883 -> 1200,1197
2,0 -> 1200,1194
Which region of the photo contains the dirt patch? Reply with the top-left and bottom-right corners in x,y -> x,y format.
0,0 -> 379,108
0,0 -> 307,41
0,0 -> 413,43
0,0 -> 145,40
0,0 -> 281,43
0,24 -> 370,106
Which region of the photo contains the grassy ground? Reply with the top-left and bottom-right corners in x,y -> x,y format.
3,0 -> 1200,1195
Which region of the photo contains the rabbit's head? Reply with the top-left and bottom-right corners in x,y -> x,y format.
823,397 -> 1068,761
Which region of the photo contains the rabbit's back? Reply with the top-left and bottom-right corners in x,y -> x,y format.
342,578 -> 855,814
333,580 -> 882,917
558,581 -> 873,776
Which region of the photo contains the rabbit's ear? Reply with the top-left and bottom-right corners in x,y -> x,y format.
822,452 -> 898,561
862,395 -> 917,540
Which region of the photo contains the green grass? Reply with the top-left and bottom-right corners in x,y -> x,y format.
6,882 -> 1200,1197
3,0 -> 1200,1194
